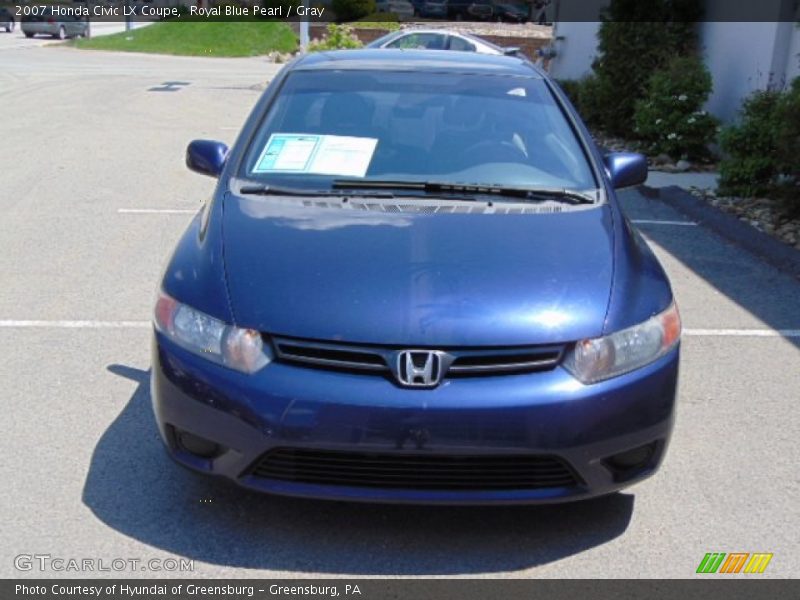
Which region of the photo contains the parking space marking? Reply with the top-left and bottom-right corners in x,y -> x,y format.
631,219 -> 698,226
684,328 -> 800,338
0,320 -> 150,329
117,208 -> 198,214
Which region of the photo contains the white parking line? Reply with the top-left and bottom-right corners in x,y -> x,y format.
1,321 -> 798,338
118,209 -> 198,215
0,320 -> 150,329
684,328 -> 800,338
631,219 -> 698,226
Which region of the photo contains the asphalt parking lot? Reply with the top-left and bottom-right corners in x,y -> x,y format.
1,44 -> 798,579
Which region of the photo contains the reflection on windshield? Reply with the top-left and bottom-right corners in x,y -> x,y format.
242,70 -> 596,192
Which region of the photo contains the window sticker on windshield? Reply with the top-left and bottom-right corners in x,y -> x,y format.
253,133 -> 378,177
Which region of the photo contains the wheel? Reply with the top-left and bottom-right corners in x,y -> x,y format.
55,26 -> 65,40
24,31 -> 34,38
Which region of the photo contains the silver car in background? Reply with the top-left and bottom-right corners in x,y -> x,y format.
367,29 -> 521,56
21,8 -> 89,39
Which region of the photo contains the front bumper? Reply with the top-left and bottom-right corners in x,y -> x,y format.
151,333 -> 678,504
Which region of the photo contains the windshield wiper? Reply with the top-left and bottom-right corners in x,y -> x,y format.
332,179 -> 597,205
238,182 -> 395,199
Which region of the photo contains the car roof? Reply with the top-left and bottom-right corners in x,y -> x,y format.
385,29 -> 489,42
293,49 -> 543,77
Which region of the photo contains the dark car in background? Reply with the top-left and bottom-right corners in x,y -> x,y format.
152,50 -> 680,505
1,7 -> 15,32
446,0 -> 494,20
493,1 -> 529,22
410,0 -> 448,18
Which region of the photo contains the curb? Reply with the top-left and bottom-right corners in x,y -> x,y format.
640,184 -> 800,280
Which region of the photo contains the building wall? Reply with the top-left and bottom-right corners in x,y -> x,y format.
784,23 -> 800,81
548,1 -> 798,122
547,21 -> 601,80
700,22 -> 789,121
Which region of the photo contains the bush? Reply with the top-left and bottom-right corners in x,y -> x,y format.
576,73 -> 616,128
633,56 -> 718,160
332,0 -> 376,21
307,23 -> 363,51
717,90 -> 783,198
774,78 -> 800,212
718,79 -> 800,212
553,75 -> 617,127
587,0 -> 703,135
555,79 -> 581,106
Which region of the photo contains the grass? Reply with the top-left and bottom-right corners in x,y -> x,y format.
353,14 -> 401,30
72,20 -> 297,57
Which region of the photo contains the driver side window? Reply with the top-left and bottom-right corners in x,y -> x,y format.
447,36 -> 477,52
387,33 -> 447,50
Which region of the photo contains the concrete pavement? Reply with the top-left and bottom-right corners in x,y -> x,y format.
0,45 -> 798,579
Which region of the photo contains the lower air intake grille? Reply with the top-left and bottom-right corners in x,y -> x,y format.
250,448 -> 580,491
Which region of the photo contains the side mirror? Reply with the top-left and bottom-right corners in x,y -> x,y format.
604,152 -> 648,189
186,140 -> 229,178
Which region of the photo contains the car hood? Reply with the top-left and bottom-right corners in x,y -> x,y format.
222,195 -> 615,346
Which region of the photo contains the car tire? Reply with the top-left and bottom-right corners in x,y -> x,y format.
56,26 -> 65,40
24,31 -> 34,38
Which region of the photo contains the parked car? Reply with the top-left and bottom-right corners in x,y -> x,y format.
1,7 -> 15,32
374,0 -> 415,19
153,49 -> 680,505
21,9 -> 89,39
493,1 -> 529,22
409,0 -> 448,18
446,0 -> 493,20
368,29 -> 520,56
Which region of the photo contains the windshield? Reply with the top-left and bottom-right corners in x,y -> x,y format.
241,70 -> 597,192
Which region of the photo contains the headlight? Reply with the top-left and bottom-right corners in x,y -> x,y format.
563,302 -> 681,384
154,291 -> 272,374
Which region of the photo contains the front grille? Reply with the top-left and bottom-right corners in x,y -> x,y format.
271,336 -> 565,380
250,448 -> 580,490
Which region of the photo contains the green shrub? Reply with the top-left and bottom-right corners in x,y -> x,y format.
355,14 -> 401,29
633,56 -> 718,160
308,23 -> 363,51
718,90 -> 783,198
774,78 -> 800,213
588,0 -> 703,135
332,0 -> 376,21
576,73 -> 617,128
555,79 -> 581,106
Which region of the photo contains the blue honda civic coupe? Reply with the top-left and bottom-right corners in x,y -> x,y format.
152,49 -> 681,504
